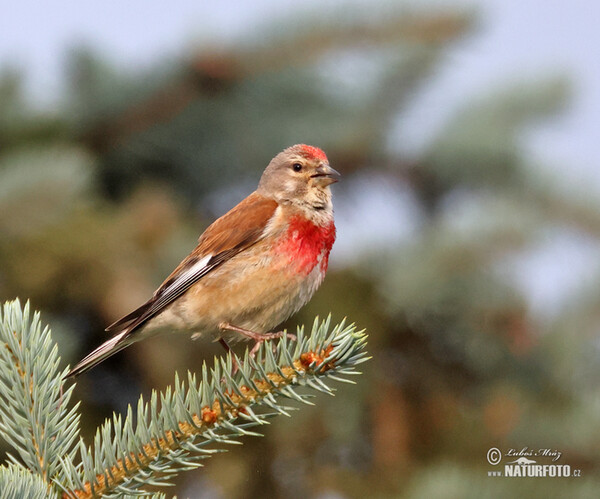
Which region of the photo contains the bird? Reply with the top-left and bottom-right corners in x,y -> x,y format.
66,144 -> 339,377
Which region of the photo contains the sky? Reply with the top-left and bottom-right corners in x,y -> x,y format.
2,0 -> 598,179
1,0 -> 599,317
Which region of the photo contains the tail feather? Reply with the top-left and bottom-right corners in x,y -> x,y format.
105,301 -> 153,332
66,331 -> 132,378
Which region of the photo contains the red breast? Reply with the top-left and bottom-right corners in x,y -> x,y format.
274,215 -> 336,275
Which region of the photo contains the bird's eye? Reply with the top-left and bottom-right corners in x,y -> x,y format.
292,163 -> 303,172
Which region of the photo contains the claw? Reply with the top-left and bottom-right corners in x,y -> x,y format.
218,322 -> 296,362
249,332 -> 297,357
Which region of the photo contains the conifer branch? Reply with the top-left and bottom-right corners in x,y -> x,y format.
0,463 -> 57,499
0,299 -> 81,485
61,317 -> 368,498
0,300 -> 368,498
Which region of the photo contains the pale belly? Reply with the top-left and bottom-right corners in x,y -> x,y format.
142,242 -> 328,341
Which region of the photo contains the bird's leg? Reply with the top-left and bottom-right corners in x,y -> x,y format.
218,337 -> 232,353
218,337 -> 240,374
219,322 -> 296,357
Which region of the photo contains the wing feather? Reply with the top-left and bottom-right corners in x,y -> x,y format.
108,192 -> 278,337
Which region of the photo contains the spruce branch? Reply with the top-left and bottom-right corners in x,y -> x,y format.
0,300 -> 368,497
0,299 -> 81,484
0,463 -> 56,499
61,317 -> 368,498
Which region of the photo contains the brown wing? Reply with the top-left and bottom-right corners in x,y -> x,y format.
106,192 -> 278,334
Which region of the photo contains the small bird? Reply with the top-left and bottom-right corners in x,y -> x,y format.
67,144 -> 339,377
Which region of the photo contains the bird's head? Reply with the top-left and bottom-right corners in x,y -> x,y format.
257,144 -> 340,213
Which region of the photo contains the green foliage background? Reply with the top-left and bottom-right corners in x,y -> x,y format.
1,3 -> 599,497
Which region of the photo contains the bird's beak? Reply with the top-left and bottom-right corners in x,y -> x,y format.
311,164 -> 341,186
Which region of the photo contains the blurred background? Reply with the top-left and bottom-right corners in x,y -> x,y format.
1,0 -> 600,497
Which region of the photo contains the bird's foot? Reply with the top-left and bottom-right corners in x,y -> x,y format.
249,331 -> 297,357
218,322 -> 296,358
